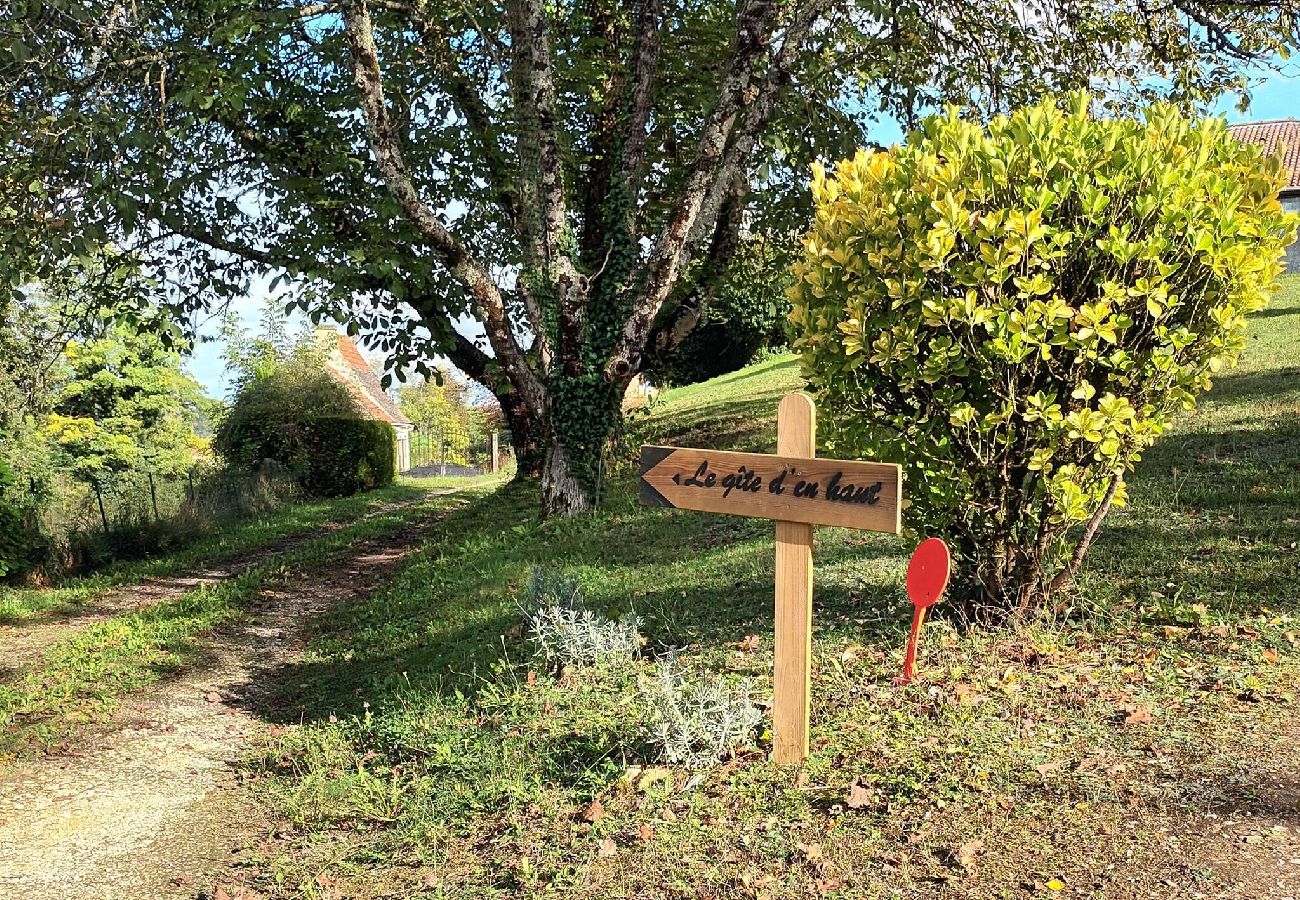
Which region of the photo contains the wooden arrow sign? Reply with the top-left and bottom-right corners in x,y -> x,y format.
639,446 -> 902,533
639,394 -> 905,765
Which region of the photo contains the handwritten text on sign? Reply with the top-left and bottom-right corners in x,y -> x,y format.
639,446 -> 902,533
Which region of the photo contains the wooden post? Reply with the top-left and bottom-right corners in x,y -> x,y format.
148,472 -> 160,520
773,393 -> 815,765
490,431 -> 499,473
94,480 -> 109,532
638,393 -> 902,766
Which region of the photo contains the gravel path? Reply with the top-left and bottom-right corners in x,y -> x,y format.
0,496 -> 433,677
0,504 -> 449,900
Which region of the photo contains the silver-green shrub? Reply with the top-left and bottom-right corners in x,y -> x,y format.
642,655 -> 762,770
521,566 -> 641,668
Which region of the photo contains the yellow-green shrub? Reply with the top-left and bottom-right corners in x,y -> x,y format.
790,95 -> 1297,618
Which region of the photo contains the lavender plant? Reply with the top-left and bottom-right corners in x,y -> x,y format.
520,566 -> 641,669
642,654 -> 762,770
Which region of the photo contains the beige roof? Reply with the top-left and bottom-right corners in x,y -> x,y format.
317,329 -> 412,428
1227,119 -> 1300,191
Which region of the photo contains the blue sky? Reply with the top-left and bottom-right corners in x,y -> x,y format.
184,64 -> 1300,398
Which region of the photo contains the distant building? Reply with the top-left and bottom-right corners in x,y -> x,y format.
1227,119 -> 1300,274
315,328 -> 414,472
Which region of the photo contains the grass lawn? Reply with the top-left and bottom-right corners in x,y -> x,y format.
0,477 -> 502,757
0,476 -> 452,626
241,281 -> 1299,899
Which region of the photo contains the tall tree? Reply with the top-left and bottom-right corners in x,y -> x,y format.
43,319 -> 204,486
3,0 -> 1297,514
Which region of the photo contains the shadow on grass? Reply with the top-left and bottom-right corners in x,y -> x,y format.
1248,305 -> 1300,320
1200,367 -> 1300,406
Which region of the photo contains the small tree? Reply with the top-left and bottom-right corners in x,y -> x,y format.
791,96 -> 1297,620
43,321 -> 204,487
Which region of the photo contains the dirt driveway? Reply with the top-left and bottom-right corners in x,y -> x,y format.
0,505 -> 451,900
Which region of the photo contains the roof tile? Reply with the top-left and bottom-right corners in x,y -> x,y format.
321,332 -> 413,427
1227,119 -> 1300,191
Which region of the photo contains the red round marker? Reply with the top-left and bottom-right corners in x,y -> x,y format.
895,538 -> 951,685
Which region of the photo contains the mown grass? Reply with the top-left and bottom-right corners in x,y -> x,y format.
240,280 -> 1299,899
0,479 -> 500,758
0,476 -> 471,626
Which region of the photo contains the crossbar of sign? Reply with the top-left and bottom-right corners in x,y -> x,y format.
639,446 -> 902,534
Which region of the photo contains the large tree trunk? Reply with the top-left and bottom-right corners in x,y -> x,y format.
540,441 -> 590,515
534,369 -> 623,515
498,387 -> 546,478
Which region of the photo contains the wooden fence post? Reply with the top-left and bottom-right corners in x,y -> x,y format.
94,480 -> 110,532
772,393 -> 815,765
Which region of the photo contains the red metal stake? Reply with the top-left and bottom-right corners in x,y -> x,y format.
897,605 -> 928,685
894,538 -> 951,686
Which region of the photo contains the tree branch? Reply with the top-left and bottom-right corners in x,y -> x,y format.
647,170 -> 749,362
411,17 -> 520,226
340,0 -> 545,412
619,0 -> 664,203
508,0 -> 568,265
1046,470 -> 1123,595
605,0 -> 825,381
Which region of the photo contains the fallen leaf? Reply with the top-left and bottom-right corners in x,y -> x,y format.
1262,648 -> 1278,664
955,839 -> 984,872
637,824 -> 654,842
845,779 -> 875,810
798,842 -> 823,862
579,799 -> 605,823
1122,705 -> 1153,725
739,634 -> 761,652
1034,760 -> 1066,777
598,838 -> 618,857
204,691 -> 222,704
1045,877 -> 1066,891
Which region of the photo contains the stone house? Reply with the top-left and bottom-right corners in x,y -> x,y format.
1228,119 -> 1300,273
315,328 -> 414,472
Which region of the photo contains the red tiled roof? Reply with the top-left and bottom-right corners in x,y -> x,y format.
1227,119 -> 1300,191
320,331 -> 413,427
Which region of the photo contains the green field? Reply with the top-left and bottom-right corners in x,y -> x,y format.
235,281 -> 1300,897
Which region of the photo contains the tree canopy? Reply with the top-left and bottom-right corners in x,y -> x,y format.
4,0 -> 1297,513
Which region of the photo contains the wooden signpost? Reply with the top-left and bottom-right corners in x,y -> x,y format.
639,393 -> 902,764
